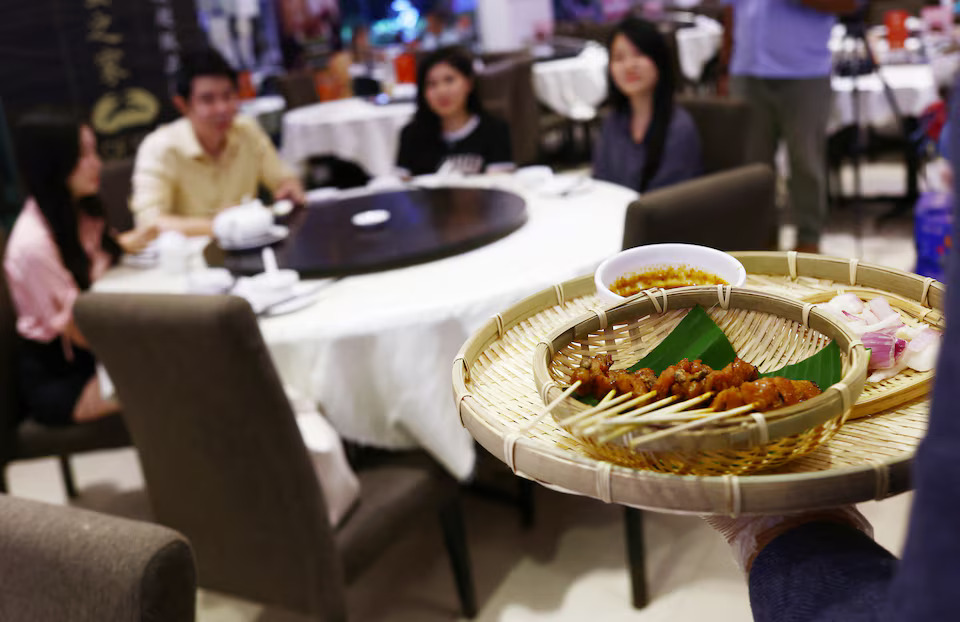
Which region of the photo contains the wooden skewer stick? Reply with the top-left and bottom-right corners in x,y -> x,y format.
568,390 -> 660,431
521,380 -> 582,432
591,393 -> 716,441
625,404 -> 758,448
557,391 -> 636,428
591,392 -> 716,429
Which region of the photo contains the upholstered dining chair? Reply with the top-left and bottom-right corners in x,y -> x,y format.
278,71 -> 320,110
622,163 -> 777,252
675,95 -> 755,175
0,230 -> 131,498
99,157 -> 135,232
0,493 -> 196,622
477,55 -> 544,167
75,293 -> 477,621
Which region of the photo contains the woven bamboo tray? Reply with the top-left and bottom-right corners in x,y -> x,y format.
532,287 -> 869,476
734,252 -> 944,420
452,257 -> 929,515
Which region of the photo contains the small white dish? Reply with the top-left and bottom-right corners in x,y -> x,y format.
514,165 -> 554,189
218,225 -> 289,251
272,199 -> 294,217
594,244 -> 747,306
186,268 -> 234,295
246,268 -> 300,298
351,209 -> 391,227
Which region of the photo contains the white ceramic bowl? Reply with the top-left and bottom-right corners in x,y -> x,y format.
594,244 -> 747,306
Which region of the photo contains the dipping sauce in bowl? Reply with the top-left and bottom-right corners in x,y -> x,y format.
610,265 -> 728,297
595,244 -> 746,305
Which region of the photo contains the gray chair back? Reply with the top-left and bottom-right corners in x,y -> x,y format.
0,230 -> 21,460
622,163 -> 776,251
278,72 -> 319,110
0,493 -> 195,622
675,95 -> 753,175
99,158 -> 135,233
74,294 -> 347,621
477,59 -> 516,125
478,56 -> 541,166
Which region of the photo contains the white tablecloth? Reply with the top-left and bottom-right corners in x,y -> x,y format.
94,176 -> 637,480
829,65 -> 939,134
675,16 -> 723,84
280,98 -> 416,177
533,45 -> 609,121
533,19 -> 722,120
240,95 -> 286,118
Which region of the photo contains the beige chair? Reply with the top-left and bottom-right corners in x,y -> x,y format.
622,163 -> 777,251
0,493 -> 195,622
75,293 -> 477,621
0,230 -> 130,498
675,95 -> 754,175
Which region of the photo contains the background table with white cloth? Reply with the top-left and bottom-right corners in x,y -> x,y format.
280,98 -> 416,177
829,64 -> 939,134
93,177 -> 637,480
533,17 -> 722,120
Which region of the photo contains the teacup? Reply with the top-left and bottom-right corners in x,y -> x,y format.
213,201 -> 274,244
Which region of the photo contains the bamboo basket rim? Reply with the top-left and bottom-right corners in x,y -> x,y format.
452,261 -> 922,515
733,251 -> 945,317
533,286 -> 870,452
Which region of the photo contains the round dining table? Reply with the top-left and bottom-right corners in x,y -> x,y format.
205,187 -> 528,277
93,176 -> 638,479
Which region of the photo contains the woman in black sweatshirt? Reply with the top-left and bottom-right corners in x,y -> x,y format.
396,46 -> 512,177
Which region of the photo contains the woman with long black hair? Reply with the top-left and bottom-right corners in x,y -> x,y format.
4,110 -> 156,426
592,17 -> 702,192
396,46 -> 512,177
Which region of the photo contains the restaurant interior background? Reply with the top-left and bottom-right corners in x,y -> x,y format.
0,0 -> 957,620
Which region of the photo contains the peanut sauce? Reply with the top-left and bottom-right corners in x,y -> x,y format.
610,265 -> 728,297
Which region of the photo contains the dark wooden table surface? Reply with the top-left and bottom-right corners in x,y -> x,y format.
205,187 -> 528,277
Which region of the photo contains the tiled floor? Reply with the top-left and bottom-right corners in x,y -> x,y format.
6,161 -> 922,621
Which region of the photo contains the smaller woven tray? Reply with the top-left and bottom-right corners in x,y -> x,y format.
734,252 -> 944,419
532,286 -> 869,475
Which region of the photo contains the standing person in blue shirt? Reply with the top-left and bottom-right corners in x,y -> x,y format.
725,0 -> 858,253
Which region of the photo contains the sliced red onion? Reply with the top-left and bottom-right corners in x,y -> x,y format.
841,310 -> 867,323
869,360 -> 909,382
904,327 -> 942,372
894,338 -> 907,362
832,293 -> 865,314
867,297 -> 898,320
863,331 -> 898,369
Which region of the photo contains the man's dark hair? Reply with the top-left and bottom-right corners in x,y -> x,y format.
175,49 -> 238,99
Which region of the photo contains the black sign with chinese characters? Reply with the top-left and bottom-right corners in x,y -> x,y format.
0,0 -> 205,160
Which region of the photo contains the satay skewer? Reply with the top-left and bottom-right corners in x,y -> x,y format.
624,403 -> 758,448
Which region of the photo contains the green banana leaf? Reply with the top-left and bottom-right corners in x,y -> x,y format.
575,305 -> 842,404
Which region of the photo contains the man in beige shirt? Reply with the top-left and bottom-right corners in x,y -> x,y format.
131,50 -> 304,235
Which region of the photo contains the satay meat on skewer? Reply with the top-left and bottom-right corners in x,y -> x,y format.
703,358 -> 759,393
571,355 -> 657,399
711,377 -> 821,412
653,358 -> 714,400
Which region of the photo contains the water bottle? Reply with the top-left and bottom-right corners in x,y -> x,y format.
915,190 -> 954,281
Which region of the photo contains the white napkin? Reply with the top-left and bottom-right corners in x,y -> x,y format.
288,387 -> 360,527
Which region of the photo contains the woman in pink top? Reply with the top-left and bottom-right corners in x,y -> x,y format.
5,111 -> 156,426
